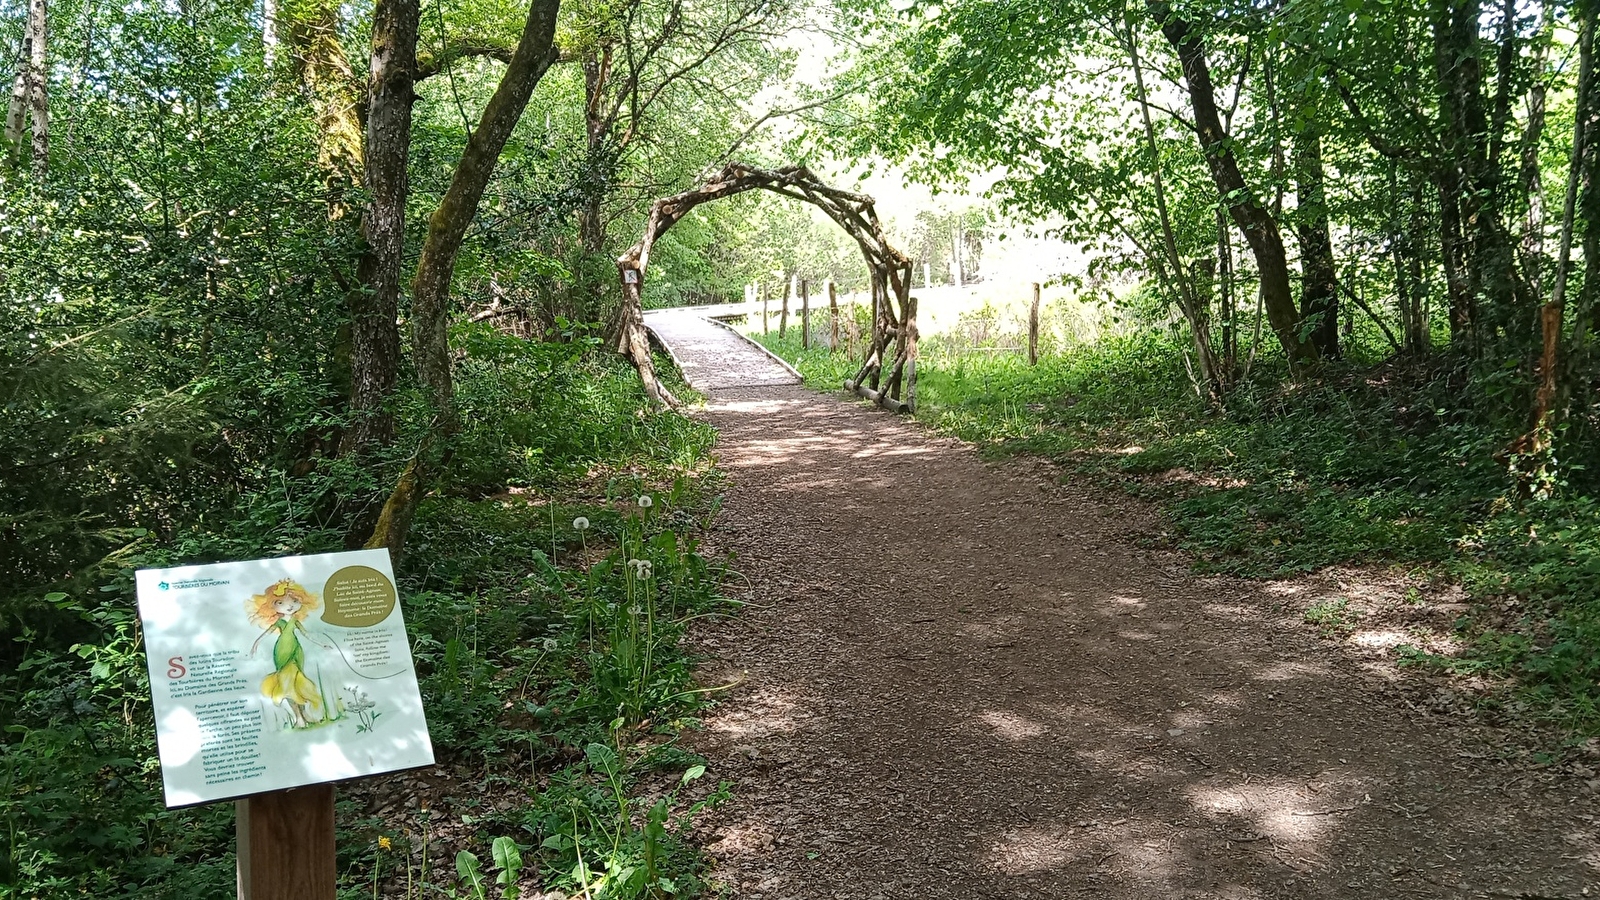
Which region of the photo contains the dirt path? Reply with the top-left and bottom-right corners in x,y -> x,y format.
644,313 -> 1599,900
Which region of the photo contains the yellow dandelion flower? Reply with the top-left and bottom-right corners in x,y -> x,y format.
377,836 -> 392,851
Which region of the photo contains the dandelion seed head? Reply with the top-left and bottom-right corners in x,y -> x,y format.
637,494 -> 653,509
572,516 -> 590,531
542,638 -> 558,651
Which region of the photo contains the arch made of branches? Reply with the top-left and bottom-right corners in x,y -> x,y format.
613,162 -> 919,412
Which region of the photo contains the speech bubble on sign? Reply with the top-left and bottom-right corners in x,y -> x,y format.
322,566 -> 398,627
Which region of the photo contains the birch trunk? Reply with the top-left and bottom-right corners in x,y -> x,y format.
27,0 -> 45,176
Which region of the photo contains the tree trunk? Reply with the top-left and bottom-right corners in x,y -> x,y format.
277,0 -> 363,200
1568,0 -> 1600,354
8,0 -> 47,175
1125,10 -> 1222,396
1437,170 -> 1476,343
828,280 -> 840,350
5,43 -> 24,157
1148,0 -> 1315,365
1433,0 -> 1531,340
779,273 -> 789,337
27,0 -> 45,176
576,47 -> 613,322
1517,2 -> 1552,300
1217,207 -> 1235,372
1293,126 -> 1339,358
340,0 -> 419,469
367,0 -> 563,558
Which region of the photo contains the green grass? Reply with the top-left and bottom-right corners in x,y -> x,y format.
754,327 -> 1600,739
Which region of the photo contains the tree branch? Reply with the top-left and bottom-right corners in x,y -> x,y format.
720,86 -> 861,160
415,40 -> 516,81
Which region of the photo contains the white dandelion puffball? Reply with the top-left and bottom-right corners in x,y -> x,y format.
628,558 -> 654,579
542,638 -> 558,651
637,494 -> 653,509
572,516 -> 590,531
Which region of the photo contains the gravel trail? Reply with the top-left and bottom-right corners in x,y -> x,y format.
646,312 -> 1599,900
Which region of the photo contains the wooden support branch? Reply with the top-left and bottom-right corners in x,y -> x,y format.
846,380 -> 911,413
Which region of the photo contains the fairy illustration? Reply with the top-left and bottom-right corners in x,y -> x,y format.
247,579 -> 337,729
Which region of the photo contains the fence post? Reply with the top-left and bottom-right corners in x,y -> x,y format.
762,282 -> 769,334
1029,282 -> 1041,366
779,277 -> 789,338
801,279 -> 810,349
828,280 -> 840,351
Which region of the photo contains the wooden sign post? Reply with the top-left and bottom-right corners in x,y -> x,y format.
136,549 -> 436,900
237,785 -> 336,900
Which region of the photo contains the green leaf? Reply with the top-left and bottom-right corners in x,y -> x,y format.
584,742 -> 620,776
455,850 -> 486,900
491,836 -> 522,890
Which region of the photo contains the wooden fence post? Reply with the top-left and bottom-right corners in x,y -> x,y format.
762,282 -> 769,334
779,277 -> 790,338
237,785 -> 336,900
801,278 -> 810,349
1029,282 -> 1041,366
828,280 -> 840,351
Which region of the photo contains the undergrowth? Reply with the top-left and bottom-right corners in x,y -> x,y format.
755,327 -> 1600,739
0,344 -> 733,898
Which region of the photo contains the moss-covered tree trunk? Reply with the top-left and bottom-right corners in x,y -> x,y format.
365,0 -> 563,558
277,0 -> 363,197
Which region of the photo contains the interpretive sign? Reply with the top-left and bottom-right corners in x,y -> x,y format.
136,549 -> 434,808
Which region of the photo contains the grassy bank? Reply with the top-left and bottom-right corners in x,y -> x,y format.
753,327 -> 1600,740
1,345 -> 735,899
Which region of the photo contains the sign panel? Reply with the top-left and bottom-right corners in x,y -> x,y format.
136,549 -> 434,807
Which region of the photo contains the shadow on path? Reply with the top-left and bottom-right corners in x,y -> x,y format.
649,314 -> 1597,900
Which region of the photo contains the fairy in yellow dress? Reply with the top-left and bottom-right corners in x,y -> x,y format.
247,579 -> 334,729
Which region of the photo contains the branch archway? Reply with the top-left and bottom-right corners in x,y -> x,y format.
613,162 -> 920,412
